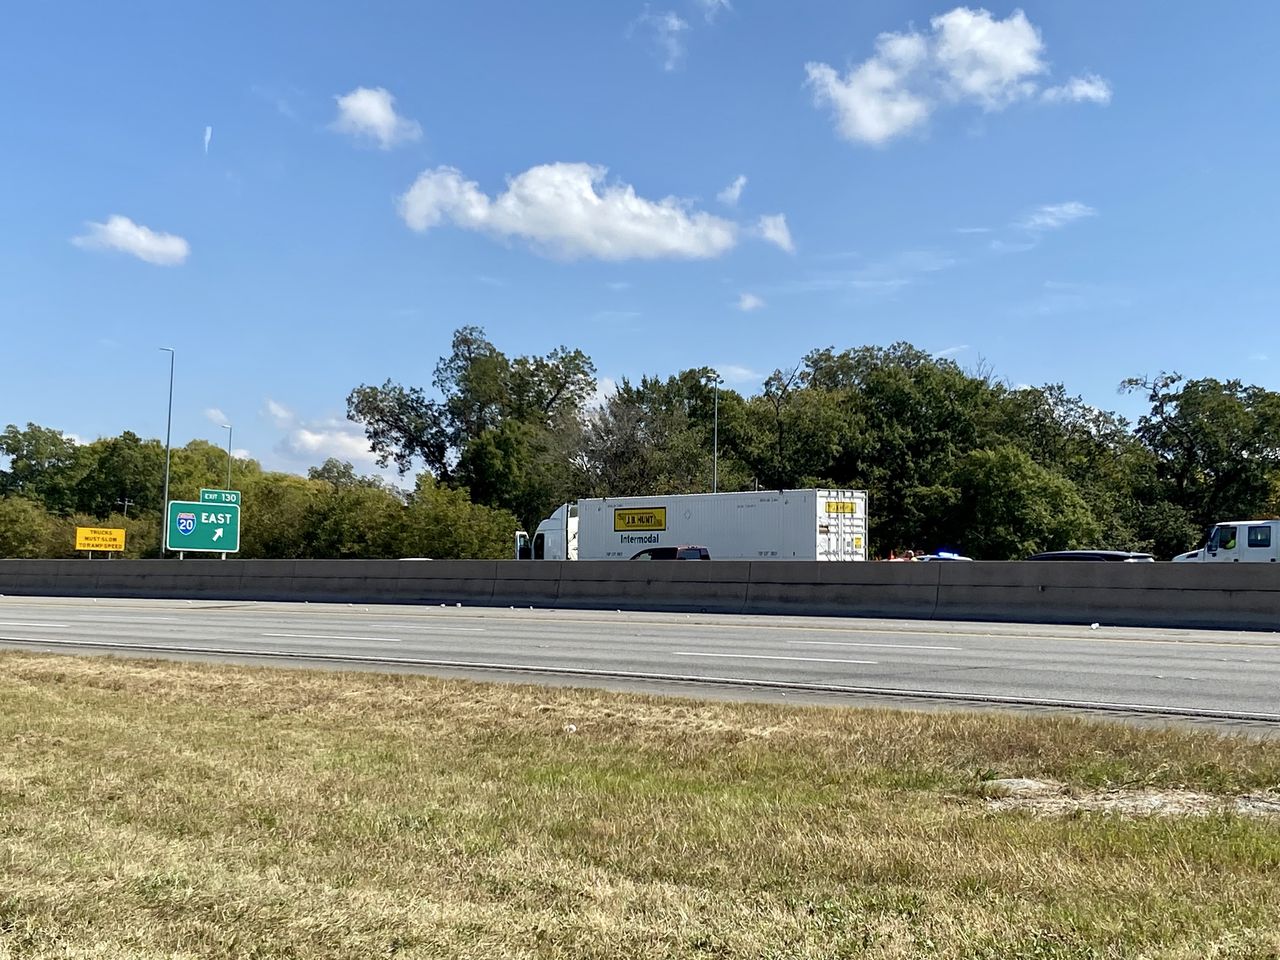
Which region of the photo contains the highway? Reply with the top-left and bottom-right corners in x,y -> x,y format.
1,595 -> 1279,730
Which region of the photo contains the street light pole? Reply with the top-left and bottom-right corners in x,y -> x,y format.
713,376 -> 720,493
704,371 -> 722,493
222,423 -> 233,489
159,347 -> 175,551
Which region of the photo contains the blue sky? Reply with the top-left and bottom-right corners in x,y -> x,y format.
3,2 -> 1277,475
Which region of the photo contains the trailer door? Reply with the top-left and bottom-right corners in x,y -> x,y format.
816,490 -> 867,561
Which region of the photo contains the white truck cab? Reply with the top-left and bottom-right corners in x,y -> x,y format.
1173,520 -> 1280,563
515,503 -> 580,561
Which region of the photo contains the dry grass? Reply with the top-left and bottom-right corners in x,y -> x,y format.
1,651 -> 1279,959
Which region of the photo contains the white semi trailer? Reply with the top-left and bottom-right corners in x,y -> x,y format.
515,489 -> 868,561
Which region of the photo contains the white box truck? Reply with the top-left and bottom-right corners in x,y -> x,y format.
515,489 -> 868,561
1173,520 -> 1280,562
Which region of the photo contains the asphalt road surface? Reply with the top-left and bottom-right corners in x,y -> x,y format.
2,596 -> 1278,730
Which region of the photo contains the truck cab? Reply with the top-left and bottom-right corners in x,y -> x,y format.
515,503 -> 579,560
1173,520 -> 1279,562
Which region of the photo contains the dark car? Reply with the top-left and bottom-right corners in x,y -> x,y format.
1025,550 -> 1155,562
630,545 -> 711,560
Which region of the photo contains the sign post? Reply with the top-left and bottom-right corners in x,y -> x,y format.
166,499 -> 240,555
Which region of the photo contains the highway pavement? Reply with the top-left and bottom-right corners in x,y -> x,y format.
1,595 -> 1278,730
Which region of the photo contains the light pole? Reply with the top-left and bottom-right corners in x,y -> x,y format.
159,347 -> 175,548
705,371 -> 722,493
221,423 -> 233,489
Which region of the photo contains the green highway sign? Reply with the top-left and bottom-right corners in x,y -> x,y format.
200,488 -> 241,505
166,500 -> 241,553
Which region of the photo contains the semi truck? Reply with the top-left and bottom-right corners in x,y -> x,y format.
515,489 -> 868,561
1173,519 -> 1280,562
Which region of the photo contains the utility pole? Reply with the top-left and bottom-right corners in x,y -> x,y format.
221,423 -> 233,489
704,371 -> 723,493
115,497 -> 134,518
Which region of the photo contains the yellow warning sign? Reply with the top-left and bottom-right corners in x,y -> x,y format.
614,507 -> 667,532
76,527 -> 126,552
825,501 -> 858,515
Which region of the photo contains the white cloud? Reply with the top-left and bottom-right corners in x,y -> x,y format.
698,0 -> 731,22
1249,352 -> 1269,362
265,398 -> 381,469
990,238 -> 1038,254
231,447 -> 252,460
1042,73 -> 1112,104
589,376 -> 618,410
331,86 -> 422,149
71,215 -> 190,266
1018,201 -> 1096,231
717,174 -> 747,206
931,7 -> 1045,108
203,125 -> 212,154
717,364 -> 763,385
757,213 -> 794,253
632,9 -> 689,71
935,344 -> 970,358
805,31 -> 931,146
399,162 -> 738,261
606,280 -> 632,291
807,6 -> 1108,146
264,399 -> 294,428
282,426 -> 375,463
737,292 -> 765,312
954,226 -> 992,234
204,408 -> 228,426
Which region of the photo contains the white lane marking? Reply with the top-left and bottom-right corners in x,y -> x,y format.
76,616 -> 180,623
674,651 -> 877,665
263,633 -> 404,643
0,621 -> 70,628
790,640 -> 962,651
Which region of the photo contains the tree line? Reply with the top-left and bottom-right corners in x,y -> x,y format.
5,327 -> 1280,560
0,427 -> 514,560
347,327 -> 1280,559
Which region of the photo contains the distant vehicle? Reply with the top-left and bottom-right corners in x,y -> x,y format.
1173,520 -> 1280,563
915,552 -> 973,561
515,489 -> 868,561
630,545 -> 711,560
1026,550 -> 1155,562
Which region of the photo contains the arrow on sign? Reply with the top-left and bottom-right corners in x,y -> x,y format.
212,528 -> 224,542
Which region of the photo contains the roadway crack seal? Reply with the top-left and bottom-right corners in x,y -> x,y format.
2,635 -> 1278,725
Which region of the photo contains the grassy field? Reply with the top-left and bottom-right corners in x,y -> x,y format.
1,652 -> 1279,959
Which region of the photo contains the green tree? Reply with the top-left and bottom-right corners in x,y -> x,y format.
307,485 -> 404,558
347,326 -> 596,524
239,473 -> 326,559
401,475 -> 518,559
70,431 -> 166,517
1123,373 -> 1280,533
943,446 -> 1101,559
0,423 -> 82,513
0,497 -> 60,558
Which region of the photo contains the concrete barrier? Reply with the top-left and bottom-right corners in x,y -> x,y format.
0,559 -> 1277,630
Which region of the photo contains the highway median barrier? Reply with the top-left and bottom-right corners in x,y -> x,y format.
0,559 -> 1277,630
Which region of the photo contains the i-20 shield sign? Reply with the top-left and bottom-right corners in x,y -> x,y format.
176,512 -> 196,535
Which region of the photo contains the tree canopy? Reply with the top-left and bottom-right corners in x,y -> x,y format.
7,328 -> 1280,560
